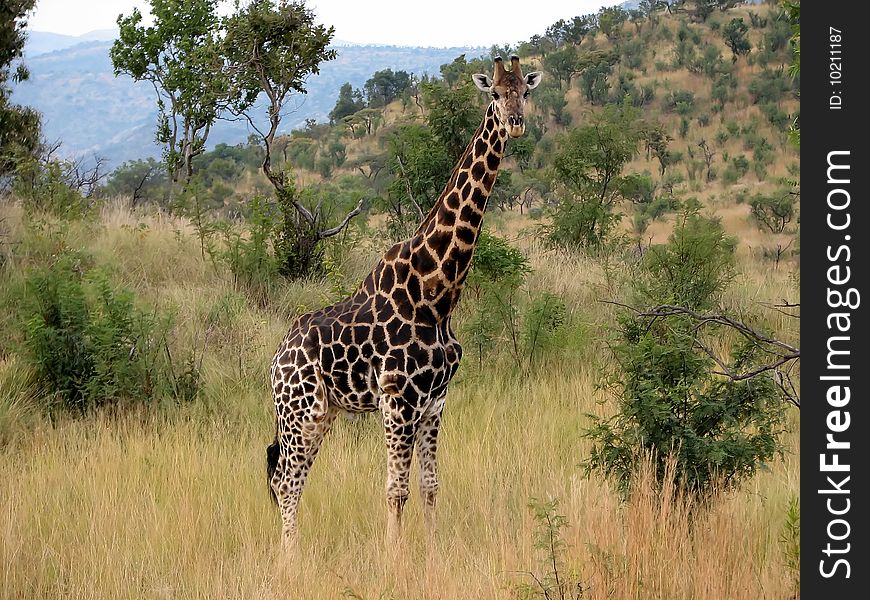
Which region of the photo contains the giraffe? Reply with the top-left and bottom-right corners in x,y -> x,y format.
267,55 -> 542,548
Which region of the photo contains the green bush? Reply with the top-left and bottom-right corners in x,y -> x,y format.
638,209 -> 736,310
749,189 -> 796,233
464,231 -> 529,369
722,154 -> 750,184
543,198 -> 622,253
584,209 -> 787,499
513,499 -> 583,599
663,90 -> 695,115
14,158 -> 92,219
212,195 -> 282,306
20,252 -> 197,413
463,232 -> 566,373
761,103 -> 790,130
748,68 -> 791,104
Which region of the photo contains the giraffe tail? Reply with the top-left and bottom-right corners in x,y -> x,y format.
266,430 -> 280,506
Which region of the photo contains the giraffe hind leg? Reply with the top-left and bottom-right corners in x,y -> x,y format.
270,367 -> 336,549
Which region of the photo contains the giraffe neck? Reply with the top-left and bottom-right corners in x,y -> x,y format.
407,103 -> 507,320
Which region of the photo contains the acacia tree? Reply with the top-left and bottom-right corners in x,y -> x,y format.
111,0 -> 229,183
422,79 -> 480,163
722,18 -> 752,61
328,82 -> 364,124
544,106 -> 642,251
223,0 -> 361,278
586,209 -> 793,498
1,0 -> 41,182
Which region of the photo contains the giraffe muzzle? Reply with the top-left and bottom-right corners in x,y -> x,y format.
506,115 -> 525,138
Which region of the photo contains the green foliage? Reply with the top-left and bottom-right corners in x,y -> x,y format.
463,232 -> 566,373
329,82 -> 365,124
545,15 -> 595,48
722,18 -> 752,61
585,209 -> 786,499
748,68 -> 792,105
422,80 -> 481,162
111,0 -> 228,182
663,89 -> 695,116
610,73 -> 655,107
618,172 -> 657,205
212,195 -> 281,305
19,251 -> 197,413
0,0 -> 41,181
711,72 -> 737,110
13,156 -> 92,218
544,196 -> 622,254
464,231 -> 530,368
223,0 -> 336,113
223,0 -> 357,280
760,102 -> 789,131
781,495 -> 800,595
363,68 -> 411,108
542,45 -> 581,89
577,50 -> 620,104
749,189 -> 796,233
384,124 -> 451,238
513,499 -> 583,600
722,154 -> 749,184
543,107 -> 641,252
535,83 -> 572,127
598,6 -> 628,41
784,1 -> 800,145
523,293 -> 567,371
620,38 -> 646,70
640,209 -> 736,310
553,107 -> 642,202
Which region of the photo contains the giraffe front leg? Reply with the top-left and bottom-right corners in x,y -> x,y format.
415,404 -> 443,545
381,397 -> 416,545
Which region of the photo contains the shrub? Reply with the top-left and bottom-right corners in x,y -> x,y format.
711,73 -> 737,110
20,252 -> 196,413
638,209 -> 736,310
663,89 -> 695,115
14,157 -> 93,219
722,154 -> 750,184
584,209 -> 787,499
464,232 -> 566,373
748,68 -> 791,104
523,292 -> 567,370
749,189 -> 796,233
212,195 -> 282,306
761,102 -> 790,131
543,198 -> 622,253
513,499 -> 583,599
464,231 -> 530,369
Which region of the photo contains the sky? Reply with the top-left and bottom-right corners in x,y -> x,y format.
27,0 -> 624,47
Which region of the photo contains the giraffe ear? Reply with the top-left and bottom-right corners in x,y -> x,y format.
524,71 -> 543,90
472,74 -> 492,92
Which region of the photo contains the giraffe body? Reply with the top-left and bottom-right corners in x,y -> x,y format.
267,56 -> 541,547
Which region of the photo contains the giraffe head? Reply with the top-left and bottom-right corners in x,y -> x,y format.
472,55 -> 542,138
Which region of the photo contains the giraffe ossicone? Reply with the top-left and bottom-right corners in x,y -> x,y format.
267,55 -> 542,547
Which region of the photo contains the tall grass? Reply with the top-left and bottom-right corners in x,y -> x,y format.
0,201 -> 799,599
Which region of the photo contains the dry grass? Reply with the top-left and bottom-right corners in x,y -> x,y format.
1,6 -> 802,595
0,197 -> 799,599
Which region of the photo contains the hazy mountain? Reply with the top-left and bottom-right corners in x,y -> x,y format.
12,33 -> 485,169
24,29 -> 119,57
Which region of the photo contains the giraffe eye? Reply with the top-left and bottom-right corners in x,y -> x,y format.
491,91 -> 500,100
523,90 -> 530,99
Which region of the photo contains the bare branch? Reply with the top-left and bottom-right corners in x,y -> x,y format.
395,155 -> 425,219
599,300 -> 801,406
318,197 -> 364,239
